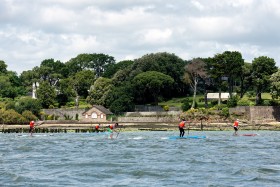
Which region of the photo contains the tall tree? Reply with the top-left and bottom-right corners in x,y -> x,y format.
252,56 -> 278,105
0,60 -> 8,74
184,58 -> 207,108
270,69 -> 280,99
130,52 -> 188,96
70,70 -> 96,108
103,60 -> 133,78
87,77 -> 113,106
132,71 -> 174,104
87,53 -> 115,77
38,59 -> 65,86
222,51 -> 244,97
240,62 -> 253,98
206,54 -> 226,105
65,53 -> 115,77
36,81 -> 56,108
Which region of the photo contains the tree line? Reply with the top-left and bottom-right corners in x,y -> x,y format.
1,51 -> 280,123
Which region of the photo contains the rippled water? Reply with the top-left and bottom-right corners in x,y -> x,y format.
0,131 -> 280,187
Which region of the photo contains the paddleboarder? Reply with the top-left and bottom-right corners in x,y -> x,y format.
107,123 -> 119,139
95,124 -> 100,133
233,119 -> 239,135
29,120 -> 35,136
179,118 -> 186,137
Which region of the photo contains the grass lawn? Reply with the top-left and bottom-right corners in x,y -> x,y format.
159,93 -> 275,108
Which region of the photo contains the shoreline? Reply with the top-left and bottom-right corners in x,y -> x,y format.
1,121 -> 280,133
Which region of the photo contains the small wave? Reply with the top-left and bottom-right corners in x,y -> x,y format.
132,136 -> 143,140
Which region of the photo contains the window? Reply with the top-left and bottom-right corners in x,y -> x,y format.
85,114 -> 88,118
100,114 -> 104,119
91,112 -> 97,119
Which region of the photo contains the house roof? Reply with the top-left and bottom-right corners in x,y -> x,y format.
83,105 -> 113,115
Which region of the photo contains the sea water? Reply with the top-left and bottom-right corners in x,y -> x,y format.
0,131 -> 279,187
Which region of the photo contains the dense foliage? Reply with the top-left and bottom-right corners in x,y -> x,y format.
0,51 -> 279,123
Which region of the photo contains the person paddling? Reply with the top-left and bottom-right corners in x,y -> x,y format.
179,118 -> 187,137
29,121 -> 35,136
107,123 -> 119,139
95,124 -> 100,133
233,119 -> 239,135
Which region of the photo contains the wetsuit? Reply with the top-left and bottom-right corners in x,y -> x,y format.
179,121 -> 186,137
29,121 -> 35,133
95,125 -> 100,133
233,120 -> 239,134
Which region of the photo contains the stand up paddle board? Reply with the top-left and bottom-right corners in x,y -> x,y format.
239,133 -> 258,136
168,135 -> 206,140
233,134 -> 258,136
17,134 -> 54,137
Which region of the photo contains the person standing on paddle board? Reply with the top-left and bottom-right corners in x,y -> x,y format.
95,124 -> 100,133
107,123 -> 119,139
233,119 -> 239,135
29,121 -> 35,136
179,119 -> 186,137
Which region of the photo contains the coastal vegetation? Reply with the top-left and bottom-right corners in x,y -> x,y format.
0,51 -> 280,124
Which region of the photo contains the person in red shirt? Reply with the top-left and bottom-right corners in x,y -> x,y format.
29,121 -> 35,136
107,123 -> 119,139
179,119 -> 186,137
95,124 -> 100,133
233,119 -> 239,135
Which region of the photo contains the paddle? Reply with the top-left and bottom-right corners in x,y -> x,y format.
116,125 -> 122,138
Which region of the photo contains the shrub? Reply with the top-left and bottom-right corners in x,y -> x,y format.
181,98 -> 191,111
237,98 -> 250,106
22,110 -> 37,122
221,107 -> 229,117
227,95 -> 238,107
163,105 -> 169,111
262,100 -> 279,106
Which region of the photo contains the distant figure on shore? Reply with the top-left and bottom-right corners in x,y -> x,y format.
29,121 -> 35,136
233,119 -> 239,135
107,123 -> 119,139
179,119 -> 186,137
95,124 -> 100,133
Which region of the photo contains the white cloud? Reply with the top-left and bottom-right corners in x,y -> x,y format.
1,0 -> 280,74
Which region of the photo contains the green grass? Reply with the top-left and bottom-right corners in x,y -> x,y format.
159,93 -> 276,109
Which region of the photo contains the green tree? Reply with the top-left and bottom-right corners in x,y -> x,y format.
87,77 -> 113,106
56,78 -> 76,107
240,62 -> 253,98
65,53 -> 115,77
22,110 -> 37,122
15,97 -> 42,116
130,52 -> 187,96
36,81 -> 56,108
70,70 -> 96,107
0,75 -> 14,98
132,71 -> 174,104
0,60 -> 8,74
106,83 -> 135,113
270,69 -> 280,99
65,54 -> 91,76
222,51 -> 244,97
206,54 -> 226,105
38,59 -> 65,86
3,109 -> 25,124
87,53 -> 116,77
252,56 -> 278,105
103,60 -> 133,78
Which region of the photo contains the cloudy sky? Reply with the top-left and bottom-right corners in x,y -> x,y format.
1,0 -> 280,74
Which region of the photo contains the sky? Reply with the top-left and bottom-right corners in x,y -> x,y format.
1,0 -> 280,75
